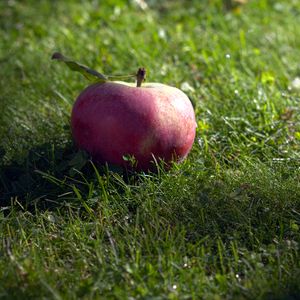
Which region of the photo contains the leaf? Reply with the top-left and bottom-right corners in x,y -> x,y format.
68,150 -> 89,173
290,220 -> 299,232
51,52 -> 108,82
261,71 -> 275,84
295,132 -> 300,140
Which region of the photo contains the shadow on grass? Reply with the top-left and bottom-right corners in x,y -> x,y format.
0,142 -> 106,211
0,141 -> 149,212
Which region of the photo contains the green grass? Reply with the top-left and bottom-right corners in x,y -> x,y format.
1,0 -> 300,299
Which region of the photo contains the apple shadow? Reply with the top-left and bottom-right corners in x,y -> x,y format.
0,141 -> 152,213
0,142 -> 106,211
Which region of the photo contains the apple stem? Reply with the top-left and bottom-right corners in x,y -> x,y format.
136,68 -> 146,87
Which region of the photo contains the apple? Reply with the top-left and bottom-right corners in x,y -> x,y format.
51,53 -> 196,171
71,68 -> 196,170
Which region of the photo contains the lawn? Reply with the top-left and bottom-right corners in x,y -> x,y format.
1,0 -> 300,299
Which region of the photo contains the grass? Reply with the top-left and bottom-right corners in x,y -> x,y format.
1,0 -> 300,299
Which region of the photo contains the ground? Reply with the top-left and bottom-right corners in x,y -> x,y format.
0,0 -> 300,299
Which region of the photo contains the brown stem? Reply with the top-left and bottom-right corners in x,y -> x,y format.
136,67 -> 146,87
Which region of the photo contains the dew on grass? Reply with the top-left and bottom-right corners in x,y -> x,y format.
235,273 -> 242,281
47,214 -> 56,223
172,284 -> 177,290
198,138 -> 204,148
183,263 -> 191,269
290,77 -> 300,91
225,54 -> 231,59
133,0 -> 148,10
272,158 -> 289,163
158,28 -> 166,40
285,240 -> 299,250
160,64 -> 168,76
114,6 -> 121,16
181,82 -> 195,93
124,215 -> 131,224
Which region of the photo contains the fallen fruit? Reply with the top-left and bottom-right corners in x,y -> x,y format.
53,53 -> 196,170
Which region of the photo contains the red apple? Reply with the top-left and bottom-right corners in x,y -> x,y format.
71,75 -> 196,170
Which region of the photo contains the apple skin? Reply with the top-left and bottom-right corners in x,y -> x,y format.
71,81 -> 197,170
